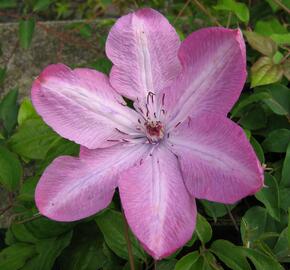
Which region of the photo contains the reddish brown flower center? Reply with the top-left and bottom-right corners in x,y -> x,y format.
144,121 -> 164,143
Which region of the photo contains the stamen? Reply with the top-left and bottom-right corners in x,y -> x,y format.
138,119 -> 141,124
149,92 -> 155,103
174,122 -> 181,128
161,109 -> 166,115
162,93 -> 165,106
167,133 -> 170,138
145,104 -> 149,117
115,128 -> 129,135
154,112 -> 157,118
137,106 -> 144,114
146,93 -> 150,104
187,117 -> 192,127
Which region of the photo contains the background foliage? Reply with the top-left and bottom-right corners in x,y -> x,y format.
0,0 -> 289,269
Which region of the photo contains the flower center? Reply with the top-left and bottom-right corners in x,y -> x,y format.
145,121 -> 164,143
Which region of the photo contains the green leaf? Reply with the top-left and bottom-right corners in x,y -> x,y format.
239,104 -> 267,130
196,214 -> 212,244
200,200 -> 235,222
8,118 -> 60,160
174,251 -> 200,270
265,0 -> 280,11
250,136 -> 265,163
271,33 -> 290,45
281,142 -> 290,187
36,138 -> 79,174
272,51 -> 283,64
243,31 -> 277,57
255,18 -> 290,45
255,18 -> 287,36
95,209 -> 146,261
0,0 -> 17,8
25,216 -> 74,239
0,67 -> 6,84
32,231 -> 72,270
58,223 -> 106,270
193,251 -> 221,270
10,223 -> 38,244
33,0 -> 52,12
18,177 -> 38,202
251,56 -> 283,88
241,247 -> 283,270
257,84 -> 290,116
288,210 -> 290,249
241,206 -> 282,248
273,228 -> 289,261
262,129 -> 290,153
17,98 -> 39,125
0,88 -> 19,135
279,187 -> 290,210
0,244 -> 36,270
214,0 -> 249,22
231,92 -> 270,118
19,18 -> 35,49
255,173 -> 280,221
210,240 -> 251,270
88,57 -> 112,75
0,146 -> 22,191
156,259 -> 177,270
283,59 -> 290,81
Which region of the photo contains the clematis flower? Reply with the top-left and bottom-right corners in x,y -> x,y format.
32,8 -> 264,259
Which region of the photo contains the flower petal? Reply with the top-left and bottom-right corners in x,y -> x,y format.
106,8 -> 181,103
31,64 -> 140,149
169,114 -> 264,204
118,146 -> 196,259
166,27 -> 246,127
36,143 -> 150,221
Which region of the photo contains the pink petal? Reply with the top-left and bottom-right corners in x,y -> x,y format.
166,27 -> 246,127
35,143 -> 150,222
31,64 -> 140,149
169,114 -> 264,204
118,146 -> 196,259
106,8 -> 181,103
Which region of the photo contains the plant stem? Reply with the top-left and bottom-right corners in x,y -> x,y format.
192,0 -> 222,27
122,209 -> 135,270
173,0 -> 191,24
272,0 -> 290,14
154,260 -> 157,270
225,205 -> 239,231
226,12 -> 232,28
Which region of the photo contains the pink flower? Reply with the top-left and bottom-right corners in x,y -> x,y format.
32,8 -> 264,259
